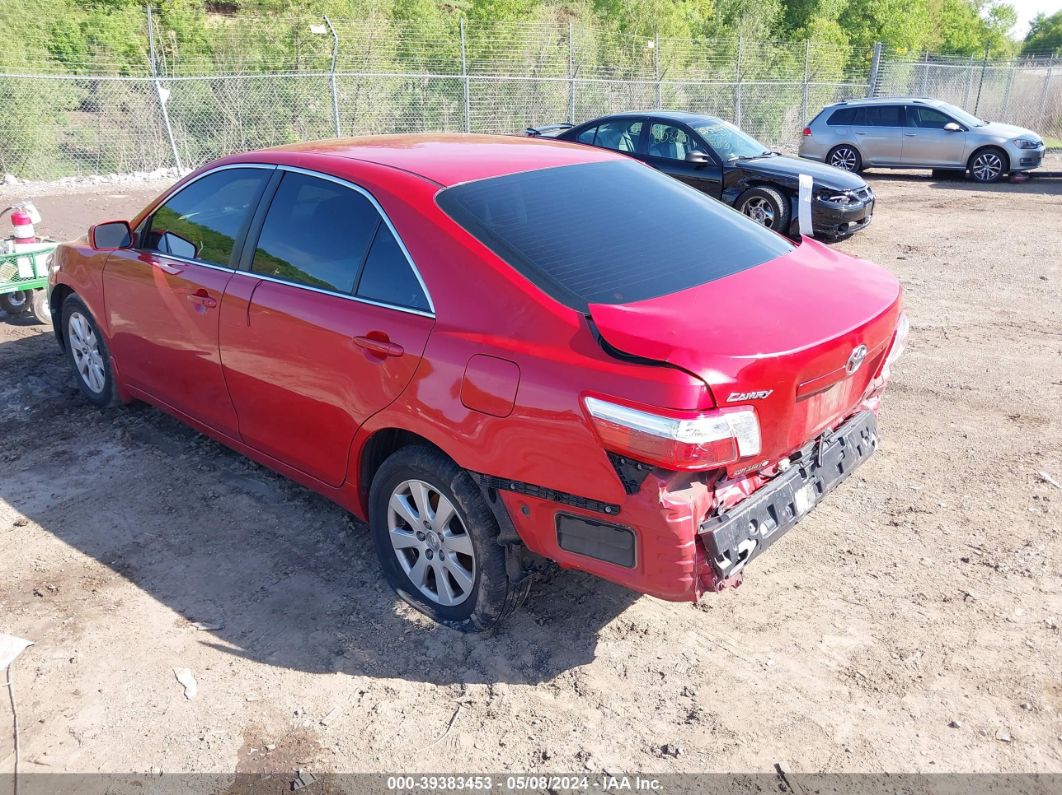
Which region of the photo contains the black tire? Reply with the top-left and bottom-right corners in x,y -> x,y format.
735,186 -> 790,233
827,144 -> 862,173
62,295 -> 118,408
369,445 -> 520,632
0,290 -> 31,316
28,289 -> 51,325
968,146 -> 1007,183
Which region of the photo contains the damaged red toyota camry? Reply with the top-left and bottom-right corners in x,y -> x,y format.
48,135 -> 907,631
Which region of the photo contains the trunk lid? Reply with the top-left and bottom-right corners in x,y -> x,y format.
588,238 -> 901,470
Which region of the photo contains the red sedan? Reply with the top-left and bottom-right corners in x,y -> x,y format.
48,135 -> 907,631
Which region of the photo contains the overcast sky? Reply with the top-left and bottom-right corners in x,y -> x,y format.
1009,0 -> 1062,38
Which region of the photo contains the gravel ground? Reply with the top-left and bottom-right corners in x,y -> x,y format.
0,160 -> 1060,781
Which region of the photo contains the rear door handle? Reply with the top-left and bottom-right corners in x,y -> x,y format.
904,133 -> 918,137
187,289 -> 217,309
855,131 -> 866,135
354,335 -> 404,358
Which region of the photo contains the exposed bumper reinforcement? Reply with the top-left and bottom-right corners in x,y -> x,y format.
700,410 -> 878,582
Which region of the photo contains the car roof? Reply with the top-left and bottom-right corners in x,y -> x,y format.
829,96 -> 948,108
229,133 -> 622,188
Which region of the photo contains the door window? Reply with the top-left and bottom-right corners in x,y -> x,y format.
250,172 -> 381,293
142,168 -> 270,267
906,107 -> 954,129
355,226 -> 431,312
575,126 -> 598,144
591,120 -> 642,153
853,105 -> 903,126
647,123 -> 704,160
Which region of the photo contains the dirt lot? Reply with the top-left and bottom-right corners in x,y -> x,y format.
1,161 -> 1060,782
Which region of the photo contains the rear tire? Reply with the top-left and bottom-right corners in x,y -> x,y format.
736,186 -> 790,233
368,445 -> 521,632
968,147 -> 1007,183
62,295 -> 118,408
0,291 -> 31,316
827,144 -> 862,173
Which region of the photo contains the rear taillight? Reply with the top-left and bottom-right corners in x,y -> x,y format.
802,127 -> 812,136
880,311 -> 910,381
584,396 -> 761,471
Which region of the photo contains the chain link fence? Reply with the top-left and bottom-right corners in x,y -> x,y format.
1,12 -> 1059,181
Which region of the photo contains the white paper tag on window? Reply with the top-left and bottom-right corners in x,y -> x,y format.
798,173 -> 814,238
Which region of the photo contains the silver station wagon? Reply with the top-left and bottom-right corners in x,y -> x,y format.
799,96 -> 1046,183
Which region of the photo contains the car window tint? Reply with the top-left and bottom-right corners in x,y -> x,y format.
647,123 -> 703,159
855,105 -> 902,126
251,172 -> 381,293
438,160 -> 793,312
907,107 -> 952,128
355,225 -> 430,312
575,126 -> 597,144
827,108 -> 855,125
144,168 -> 269,267
592,120 -> 642,153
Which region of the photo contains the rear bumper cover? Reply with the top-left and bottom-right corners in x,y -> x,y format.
699,410 -> 878,583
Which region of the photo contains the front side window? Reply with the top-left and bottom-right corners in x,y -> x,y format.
142,168 -> 270,267
251,172 -> 380,293
437,160 -> 792,311
907,106 -> 954,129
855,105 -> 903,126
592,120 -> 642,153
646,123 -> 704,160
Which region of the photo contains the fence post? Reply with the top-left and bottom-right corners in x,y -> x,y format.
1038,64 -> 1054,124
920,50 -> 929,95
146,6 -> 182,172
1000,59 -> 1015,119
654,31 -> 662,109
962,54 -> 975,107
323,16 -> 341,138
973,46 -> 990,115
735,38 -> 744,126
568,20 -> 576,124
801,40 -> 810,124
460,18 -> 471,133
868,42 -> 883,97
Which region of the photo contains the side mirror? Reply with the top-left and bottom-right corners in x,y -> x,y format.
685,151 -> 710,164
90,220 -> 132,250
944,122 -> 962,132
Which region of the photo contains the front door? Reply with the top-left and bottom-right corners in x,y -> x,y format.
104,166 -> 273,435
902,105 -> 967,166
219,169 -> 435,487
640,120 -> 724,198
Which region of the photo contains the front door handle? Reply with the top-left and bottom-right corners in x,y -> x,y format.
354,335 -> 404,358
187,289 -> 217,309
904,133 -> 918,137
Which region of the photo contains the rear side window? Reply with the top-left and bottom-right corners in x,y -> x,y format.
143,168 -> 269,267
251,172 -> 380,293
854,105 -> 903,126
591,120 -> 642,153
355,226 -> 431,312
437,160 -> 792,311
827,108 -> 856,125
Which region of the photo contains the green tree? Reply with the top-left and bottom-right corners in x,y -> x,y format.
1022,10 -> 1062,55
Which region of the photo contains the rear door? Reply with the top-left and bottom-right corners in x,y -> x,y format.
902,105 -> 967,166
105,165 -> 273,435
640,119 -> 724,198
851,105 -> 904,165
219,168 -> 434,487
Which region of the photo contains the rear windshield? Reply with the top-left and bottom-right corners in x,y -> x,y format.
436,160 -> 793,311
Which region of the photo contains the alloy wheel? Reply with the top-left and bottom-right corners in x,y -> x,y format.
971,151 -> 1003,182
67,311 -> 106,394
741,196 -> 777,228
387,479 -> 476,607
829,147 -> 858,171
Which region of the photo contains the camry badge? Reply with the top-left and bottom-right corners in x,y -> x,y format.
846,344 -> 869,375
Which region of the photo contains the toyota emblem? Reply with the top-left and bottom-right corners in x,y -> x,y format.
846,344 -> 869,375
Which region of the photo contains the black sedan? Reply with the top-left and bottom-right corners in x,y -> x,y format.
527,111 -> 874,241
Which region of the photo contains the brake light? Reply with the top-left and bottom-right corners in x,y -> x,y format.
583,397 -> 761,471
802,127 -> 812,137
880,311 -> 910,381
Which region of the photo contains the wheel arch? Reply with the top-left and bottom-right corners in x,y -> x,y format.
356,427 -> 452,518
968,144 -> 1010,174
49,284 -> 75,350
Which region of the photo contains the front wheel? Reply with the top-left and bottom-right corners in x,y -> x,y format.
736,186 -> 790,233
368,445 -> 522,632
827,145 -> 862,173
62,295 -> 118,407
969,147 -> 1007,183
0,290 -> 31,317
